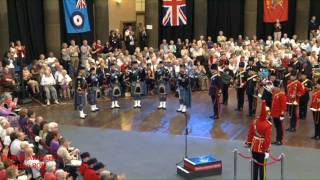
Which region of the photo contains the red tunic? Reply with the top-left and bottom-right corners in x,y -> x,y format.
247,119 -> 272,153
83,168 -> 99,180
271,90 -> 287,118
286,80 -> 304,105
310,90 -> 320,111
79,162 -> 89,176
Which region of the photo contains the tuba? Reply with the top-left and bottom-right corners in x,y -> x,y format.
112,79 -> 121,97
159,77 -> 166,95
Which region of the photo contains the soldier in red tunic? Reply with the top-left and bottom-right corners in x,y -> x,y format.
286,71 -> 304,132
271,80 -> 287,145
246,100 -> 272,180
310,79 -> 320,140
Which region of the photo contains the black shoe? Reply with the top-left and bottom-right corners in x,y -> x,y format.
275,141 -> 282,145
311,136 -> 317,140
285,128 -> 291,132
214,115 -> 219,119
291,128 -> 296,132
209,115 -> 214,119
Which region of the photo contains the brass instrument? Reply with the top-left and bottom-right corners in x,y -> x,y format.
236,71 -> 245,88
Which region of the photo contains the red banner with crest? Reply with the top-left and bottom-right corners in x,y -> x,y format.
264,0 -> 288,23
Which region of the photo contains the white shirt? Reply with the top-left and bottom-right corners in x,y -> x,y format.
46,57 -> 57,65
40,74 -> 56,86
4,135 -> 11,146
312,45 -> 320,55
281,37 -> 290,45
57,74 -> 72,85
10,139 -> 22,156
24,159 -> 41,178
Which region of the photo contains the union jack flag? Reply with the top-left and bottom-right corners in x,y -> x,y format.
76,0 -> 87,9
162,0 -> 187,27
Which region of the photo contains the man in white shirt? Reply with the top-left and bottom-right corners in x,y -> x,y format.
281,33 -> 290,45
312,42 -> 320,55
10,132 -> 26,156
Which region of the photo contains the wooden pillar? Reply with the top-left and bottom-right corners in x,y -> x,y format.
0,0 -> 9,57
295,0 -> 310,39
94,0 -> 109,41
145,0 -> 159,48
43,0 -> 61,57
194,0 -> 207,38
244,0 -> 257,37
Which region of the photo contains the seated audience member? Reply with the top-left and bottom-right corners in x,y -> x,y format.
23,66 -> 40,94
55,169 -> 69,180
18,108 -> 28,130
49,132 -> 60,155
1,67 -> 16,93
46,122 -> 59,147
57,138 -> 79,165
0,162 -> 7,179
84,158 -> 98,180
79,152 -> 91,176
24,147 -> 41,179
40,69 -> 59,105
32,116 -> 43,136
46,52 -> 58,68
9,132 -> 26,157
57,70 -> 72,100
44,161 -> 56,180
6,166 -> 19,180
1,93 -> 18,111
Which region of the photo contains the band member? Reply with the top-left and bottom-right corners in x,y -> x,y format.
246,69 -> 258,117
246,100 -> 272,180
75,66 -> 88,119
260,72 -> 276,108
176,64 -> 191,113
209,64 -> 222,119
86,67 -> 100,112
286,71 -> 304,132
109,63 -> 122,108
220,64 -> 234,105
155,61 -> 171,109
234,62 -> 247,111
129,61 -> 146,108
271,80 -> 287,145
299,72 -> 313,120
310,79 -> 320,140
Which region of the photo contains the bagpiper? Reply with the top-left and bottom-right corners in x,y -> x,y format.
246,100 -> 272,180
108,63 -> 122,109
234,62 -> 247,111
176,64 -> 191,113
208,64 -> 222,119
271,80 -> 287,145
155,61 -> 171,109
129,61 -> 146,108
310,79 -> 320,140
75,66 -> 88,119
299,72 -> 313,120
86,67 -> 100,112
286,71 -> 304,132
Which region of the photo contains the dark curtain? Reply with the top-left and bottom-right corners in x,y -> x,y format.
309,0 -> 320,31
7,0 -> 46,63
256,0 -> 296,39
207,0 -> 244,42
59,0 -> 94,46
159,0 -> 194,43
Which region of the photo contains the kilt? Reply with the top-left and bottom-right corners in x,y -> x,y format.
178,87 -> 192,108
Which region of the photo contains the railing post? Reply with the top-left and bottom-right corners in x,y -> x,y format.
250,160 -> 254,180
281,153 -> 285,180
233,149 -> 238,180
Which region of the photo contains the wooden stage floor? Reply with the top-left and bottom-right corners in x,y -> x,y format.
27,89 -> 320,149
